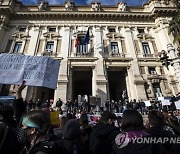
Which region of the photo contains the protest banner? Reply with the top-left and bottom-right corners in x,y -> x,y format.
174,100 -> 180,110
50,111 -> 60,125
0,53 -> 60,89
144,101 -> 151,107
161,99 -> 171,106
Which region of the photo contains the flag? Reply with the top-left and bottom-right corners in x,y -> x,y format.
75,36 -> 79,47
83,28 -> 90,45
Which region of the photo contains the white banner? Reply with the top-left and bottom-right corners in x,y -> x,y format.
0,53 -> 60,89
161,99 -> 171,106
174,100 -> 180,110
144,101 -> 151,107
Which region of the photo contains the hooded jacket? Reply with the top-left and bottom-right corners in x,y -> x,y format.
90,122 -> 119,154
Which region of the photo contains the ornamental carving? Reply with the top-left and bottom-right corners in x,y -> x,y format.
91,2 -> 101,11
117,2 -> 127,11
43,32 -> 60,39
12,32 -> 29,39
65,2 -> 74,11
38,1 -> 48,11
136,33 -> 154,41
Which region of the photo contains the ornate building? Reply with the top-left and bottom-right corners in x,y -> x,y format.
0,0 -> 179,104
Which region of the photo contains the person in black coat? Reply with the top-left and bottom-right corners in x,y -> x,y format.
146,110 -> 180,153
113,110 -> 165,154
63,119 -> 89,154
90,111 -> 119,154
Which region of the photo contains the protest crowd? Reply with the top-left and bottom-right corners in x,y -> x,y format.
0,81 -> 180,154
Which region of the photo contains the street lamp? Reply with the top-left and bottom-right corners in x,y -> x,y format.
158,50 -> 172,69
177,47 -> 180,57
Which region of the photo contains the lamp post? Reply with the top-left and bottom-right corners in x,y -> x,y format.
158,50 -> 172,69
162,43 -> 180,93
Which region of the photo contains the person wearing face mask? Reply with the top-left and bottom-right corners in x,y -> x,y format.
18,110 -> 67,154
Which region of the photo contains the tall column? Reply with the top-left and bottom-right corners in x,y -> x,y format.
125,68 -> 131,101
123,27 -> 147,100
92,67 -> 97,96
67,67 -> 73,100
28,26 -> 41,55
94,26 -> 107,104
54,26 -> 70,103
167,43 -> 180,91
0,15 -> 9,52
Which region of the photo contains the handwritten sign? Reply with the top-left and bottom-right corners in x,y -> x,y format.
175,100 -> 180,110
0,53 -> 60,89
144,101 -> 151,107
161,99 -> 171,106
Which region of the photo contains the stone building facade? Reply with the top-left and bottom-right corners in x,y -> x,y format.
0,0 -> 179,104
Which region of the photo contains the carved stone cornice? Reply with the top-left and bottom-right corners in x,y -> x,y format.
147,74 -> 166,80
106,32 -> 123,39
12,32 -> 29,39
68,57 -> 98,62
43,32 -> 60,39
12,12 -> 153,21
136,33 -> 154,40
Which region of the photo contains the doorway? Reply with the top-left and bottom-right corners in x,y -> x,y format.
107,69 -> 126,101
72,69 -> 92,101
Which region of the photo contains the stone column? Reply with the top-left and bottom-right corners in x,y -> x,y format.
28,26 -> 41,55
54,26 -> 71,103
67,67 -> 73,100
123,27 -> 147,100
94,26 -> 107,104
0,15 -> 9,52
167,43 -> 180,91
92,66 -> 97,96
125,68 -> 131,101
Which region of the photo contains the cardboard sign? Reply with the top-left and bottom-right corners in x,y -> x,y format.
0,53 -> 60,89
50,111 -> 60,125
161,99 -> 171,106
175,100 -> 180,110
144,101 -> 151,107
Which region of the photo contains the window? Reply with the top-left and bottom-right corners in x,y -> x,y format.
111,42 -> 119,54
46,42 -> 54,52
148,67 -> 156,74
19,27 -> 26,32
76,36 -> 88,55
109,28 -> 116,32
48,28 -> 56,32
152,83 -> 162,97
142,42 -> 151,55
138,28 -> 145,33
13,42 -> 22,53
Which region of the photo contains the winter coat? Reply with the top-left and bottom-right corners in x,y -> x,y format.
113,128 -> 165,154
90,122 -> 119,154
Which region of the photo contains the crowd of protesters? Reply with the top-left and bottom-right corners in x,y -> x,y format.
0,81 -> 180,154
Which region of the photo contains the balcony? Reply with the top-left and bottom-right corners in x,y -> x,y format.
42,49 -> 58,57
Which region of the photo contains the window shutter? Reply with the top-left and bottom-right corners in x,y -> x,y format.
23,40 -> 30,54
151,41 -> 158,56
134,40 -> 140,54
140,66 -> 146,74
37,40 -> 43,54
121,40 -> 127,53
103,40 -> 108,54
56,39 -> 62,55
5,40 -> 13,53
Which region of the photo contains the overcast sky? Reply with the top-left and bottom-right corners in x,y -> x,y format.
20,0 -> 148,6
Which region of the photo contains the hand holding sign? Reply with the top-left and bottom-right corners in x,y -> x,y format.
16,80 -> 26,99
